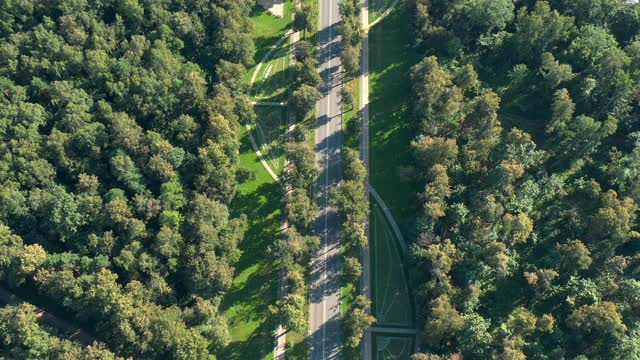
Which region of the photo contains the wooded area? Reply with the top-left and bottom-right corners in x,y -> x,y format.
409,0 -> 640,359
0,0 -> 255,358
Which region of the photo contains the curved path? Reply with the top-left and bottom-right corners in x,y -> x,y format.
240,4 -> 302,360
368,185 -> 406,252
245,122 -> 280,181
244,6 -> 296,359
246,29 -> 294,183
360,0 -> 419,359
245,1 -> 409,358
248,31 -> 293,96
367,0 -> 400,29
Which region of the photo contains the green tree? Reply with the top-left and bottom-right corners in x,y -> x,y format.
447,0 -> 514,40
294,2 -> 318,36
270,293 -> 307,333
286,142 -> 319,189
509,2 -> 574,63
344,296 -> 376,349
453,64 -> 479,93
540,52 -> 575,89
411,136 -> 459,171
341,45 -> 361,77
296,57 -> 322,87
459,313 -> 493,359
290,84 -> 322,118
567,24 -> 619,70
294,40 -> 313,62
343,256 -> 362,281
423,165 -> 451,221
554,240 -> 593,273
568,301 -> 627,338
547,88 -> 575,134
341,86 -> 355,110
286,189 -> 318,232
425,295 -> 464,349
411,56 -> 464,136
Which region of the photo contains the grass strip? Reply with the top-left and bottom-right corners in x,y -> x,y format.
222,127 -> 282,360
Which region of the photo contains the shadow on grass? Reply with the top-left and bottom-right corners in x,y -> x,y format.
253,64 -> 291,103
224,325 -> 271,360
222,130 -> 283,359
254,106 -> 287,172
285,333 -> 309,359
368,0 -> 398,23
368,1 -> 419,236
252,3 -> 292,64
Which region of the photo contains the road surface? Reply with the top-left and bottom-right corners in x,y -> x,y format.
309,0 -> 343,358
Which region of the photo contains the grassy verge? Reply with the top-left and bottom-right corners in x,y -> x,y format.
340,76 -> 362,359
254,106 -> 287,175
342,76 -> 361,150
281,112 -> 316,360
248,0 -> 293,100
368,1 -> 418,236
253,44 -> 291,101
280,1 -> 318,357
222,5 -> 295,357
370,204 -> 414,328
250,0 -> 293,72
371,332 -> 415,360
368,0 -> 397,23
366,2 -> 418,357
222,127 -> 282,360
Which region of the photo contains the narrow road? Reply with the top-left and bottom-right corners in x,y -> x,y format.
309,0 -> 343,358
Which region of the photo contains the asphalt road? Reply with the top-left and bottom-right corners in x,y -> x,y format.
309,0 -> 343,358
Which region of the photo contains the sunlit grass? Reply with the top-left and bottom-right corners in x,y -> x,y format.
222,127 -> 282,359
368,1 -> 418,236
368,0 -> 397,23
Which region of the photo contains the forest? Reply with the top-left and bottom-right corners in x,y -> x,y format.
409,0 -> 640,359
0,0 -> 255,358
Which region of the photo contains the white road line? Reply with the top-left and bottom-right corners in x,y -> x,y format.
322,3 -> 333,357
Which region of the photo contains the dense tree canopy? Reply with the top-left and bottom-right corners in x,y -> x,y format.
410,0 -> 640,358
0,0 -> 254,358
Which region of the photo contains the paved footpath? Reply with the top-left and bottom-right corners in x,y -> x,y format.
308,0 -> 343,358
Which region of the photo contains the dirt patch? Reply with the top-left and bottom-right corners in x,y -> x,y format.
258,0 -> 284,18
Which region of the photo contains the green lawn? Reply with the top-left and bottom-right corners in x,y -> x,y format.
251,1 -> 293,68
222,127 -> 282,360
368,0 -> 397,23
254,106 -> 287,175
223,7 -> 293,354
370,204 -> 414,328
253,44 -> 291,101
371,333 -> 415,360
225,1 -> 317,358
368,1 -> 418,236
342,76 -> 361,150
247,0 -> 293,100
